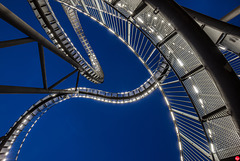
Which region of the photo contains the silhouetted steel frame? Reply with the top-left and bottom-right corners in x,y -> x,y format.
183,7 -> 240,37
144,0 -> 240,132
0,1 -> 239,160
220,6 -> 240,22
0,37 -> 35,48
0,65 -> 171,152
0,94 -> 64,150
104,1 -> 213,159
0,3 -> 80,94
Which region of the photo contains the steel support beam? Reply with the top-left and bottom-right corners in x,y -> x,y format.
157,31 -> 177,47
127,21 -> 131,45
38,43 -> 48,89
202,106 -> 228,121
0,37 -> 35,48
172,109 -> 199,121
145,48 -> 156,63
0,85 -> 77,94
48,69 -> 78,90
94,0 -> 106,24
131,1 -> 147,18
31,1 -> 80,64
180,65 -> 204,81
144,0 -> 240,131
75,71 -> 80,91
180,133 -> 212,160
221,6 -> 240,22
79,0 -> 90,14
0,3 -> 82,71
183,7 -> 240,37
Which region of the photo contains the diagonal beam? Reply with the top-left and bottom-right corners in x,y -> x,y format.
0,85 -> 77,94
38,43 -> 48,89
79,0 -> 90,14
0,37 -> 35,48
0,4 -> 82,71
94,0 -> 106,24
172,109 -> 199,121
180,133 -> 212,160
48,69 -> 78,90
221,6 -> 240,22
75,71 -> 80,91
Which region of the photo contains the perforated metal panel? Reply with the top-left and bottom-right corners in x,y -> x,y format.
204,116 -> 240,160
159,34 -> 202,77
135,5 -> 175,45
183,70 -> 225,117
114,0 -> 142,17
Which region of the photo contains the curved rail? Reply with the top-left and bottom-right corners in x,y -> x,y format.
63,5 -> 104,76
58,0 -> 240,160
57,0 -> 240,160
28,0 -> 104,83
1,0 -> 240,161
0,61 -> 170,161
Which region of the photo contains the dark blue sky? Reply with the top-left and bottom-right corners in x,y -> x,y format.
0,0 -> 239,161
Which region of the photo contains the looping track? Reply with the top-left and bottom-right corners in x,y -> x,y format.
1,0 -> 240,161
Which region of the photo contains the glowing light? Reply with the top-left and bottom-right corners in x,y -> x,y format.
91,17 -> 96,21
137,17 -> 144,23
235,156 -> 240,161
108,28 -> 114,34
118,36 -> 124,42
153,17 -> 157,20
117,3 -> 125,8
147,14 -> 151,17
148,27 -> 154,32
157,35 -> 163,41
128,11 -> 133,15
5,152 -> 9,156
193,85 -> 199,93
164,96 -> 170,105
159,86 -> 163,91
128,45 -> 135,52
177,59 -> 184,66
208,129 -> 212,138
171,112 -> 175,121
210,143 -> 215,153
199,98 -> 203,105
175,127 -> 179,134
179,142 -> 182,150
208,129 -> 212,135
219,46 -> 226,50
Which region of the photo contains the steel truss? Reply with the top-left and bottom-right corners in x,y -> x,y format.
1,0 -> 240,161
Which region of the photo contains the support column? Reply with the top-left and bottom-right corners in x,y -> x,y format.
144,0 -> 240,131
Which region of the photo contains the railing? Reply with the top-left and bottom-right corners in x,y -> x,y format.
1,0 -> 240,161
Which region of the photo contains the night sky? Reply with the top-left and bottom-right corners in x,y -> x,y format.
0,0 -> 239,161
